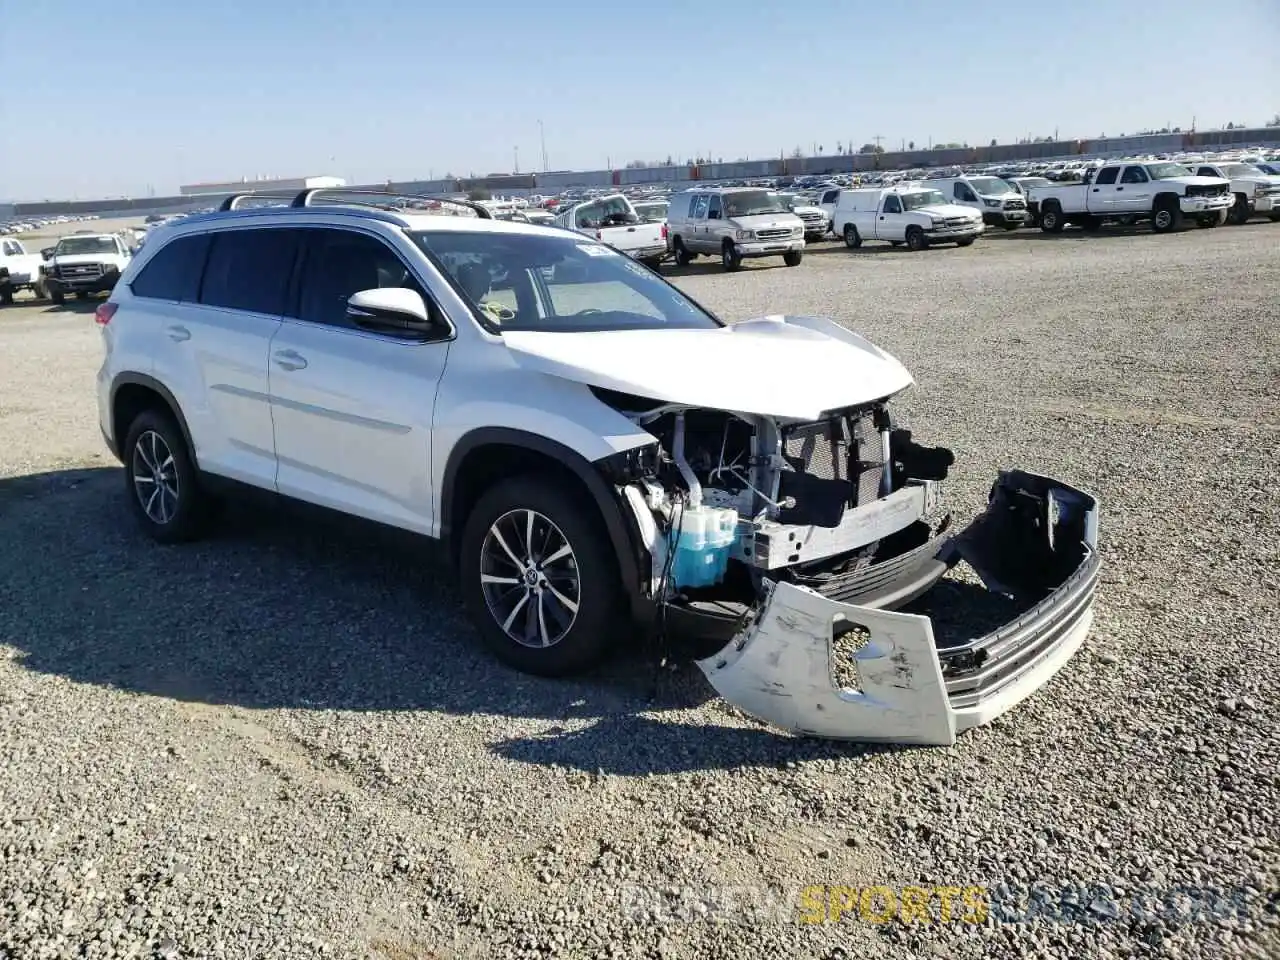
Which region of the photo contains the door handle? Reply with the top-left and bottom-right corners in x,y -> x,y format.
1092,188 -> 1100,192
166,325 -> 191,342
1117,187 -> 1124,191
273,350 -> 307,371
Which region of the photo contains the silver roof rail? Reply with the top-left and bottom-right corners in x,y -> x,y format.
217,192 -> 298,212
289,188 -> 494,219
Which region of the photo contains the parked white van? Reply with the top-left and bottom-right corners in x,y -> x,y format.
918,176 -> 1028,229
831,188 -> 984,251
666,187 -> 805,271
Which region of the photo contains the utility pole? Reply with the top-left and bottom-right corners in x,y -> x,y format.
538,119 -> 547,172
513,146 -> 519,174
873,134 -> 884,153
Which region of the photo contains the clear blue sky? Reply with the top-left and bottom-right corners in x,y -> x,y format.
2,0 -> 1276,201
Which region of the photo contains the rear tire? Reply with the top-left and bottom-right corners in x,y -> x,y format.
458,475 -> 624,677
1040,205 -> 1065,233
904,226 -> 926,251
0,286 -> 12,306
1080,215 -> 1101,233
122,408 -> 214,545
672,238 -> 692,266
783,250 -> 802,267
843,224 -> 862,248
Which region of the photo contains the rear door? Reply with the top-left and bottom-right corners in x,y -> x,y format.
267,226 -> 449,534
688,193 -> 711,250
147,227 -> 296,489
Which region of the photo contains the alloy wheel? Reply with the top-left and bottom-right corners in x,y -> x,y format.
131,430 -> 180,524
479,508 -> 580,648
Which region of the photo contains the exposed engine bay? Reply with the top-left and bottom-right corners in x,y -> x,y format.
594,386 -> 1102,746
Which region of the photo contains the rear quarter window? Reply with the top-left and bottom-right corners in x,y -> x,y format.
129,233 -> 210,302
198,228 -> 300,315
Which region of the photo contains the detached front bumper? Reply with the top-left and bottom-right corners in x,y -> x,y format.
696,471 -> 1100,745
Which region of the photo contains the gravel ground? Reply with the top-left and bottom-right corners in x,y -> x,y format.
2,222 -> 1278,959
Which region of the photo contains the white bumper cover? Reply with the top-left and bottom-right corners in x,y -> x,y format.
697,471 -> 1100,745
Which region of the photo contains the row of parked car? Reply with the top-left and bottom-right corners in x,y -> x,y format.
529,153 -> 1280,272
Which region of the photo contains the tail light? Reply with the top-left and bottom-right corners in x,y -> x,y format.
94,302 -> 118,326
595,230 -> 602,240
661,223 -> 669,240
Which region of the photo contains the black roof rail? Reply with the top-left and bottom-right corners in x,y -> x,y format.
289,187 -> 494,219
218,192 -> 299,212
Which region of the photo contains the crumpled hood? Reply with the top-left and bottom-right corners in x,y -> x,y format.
1165,175 -> 1229,187
502,315 -> 914,420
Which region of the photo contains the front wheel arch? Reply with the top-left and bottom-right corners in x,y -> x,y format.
440,428 -> 650,621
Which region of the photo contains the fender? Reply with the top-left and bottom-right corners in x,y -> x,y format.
440,426 -> 653,624
108,372 -> 196,464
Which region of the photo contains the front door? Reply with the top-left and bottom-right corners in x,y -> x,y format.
268,226 -> 448,535
875,194 -> 906,240
1116,166 -> 1153,213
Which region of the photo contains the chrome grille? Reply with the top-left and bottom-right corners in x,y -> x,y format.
756,228 -> 792,240
1185,183 -> 1228,198
1003,198 -> 1026,210
56,263 -> 105,279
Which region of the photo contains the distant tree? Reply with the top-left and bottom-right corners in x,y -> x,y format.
990,138 -> 998,147
665,154 -> 674,165
1226,122 -> 1235,129
858,143 -> 884,154
818,144 -> 824,154
791,146 -> 804,158
1172,126 -> 1182,133
835,141 -> 843,154
907,140 -> 915,150
1268,115 -> 1280,127
467,188 -> 491,201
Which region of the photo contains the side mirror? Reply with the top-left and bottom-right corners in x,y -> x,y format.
346,288 -> 437,338
41,247 -> 54,260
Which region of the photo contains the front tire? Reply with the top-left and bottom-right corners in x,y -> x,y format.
459,475 -> 623,676
1228,194 -> 1251,225
0,286 -> 12,306
721,240 -> 742,272
843,224 -> 862,248
1151,202 -> 1182,233
904,226 -> 926,251
956,238 -> 975,247
122,409 -> 213,544
51,289 -> 65,305
783,250 -> 802,267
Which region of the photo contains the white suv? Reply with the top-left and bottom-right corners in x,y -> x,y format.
97,189 -> 1101,745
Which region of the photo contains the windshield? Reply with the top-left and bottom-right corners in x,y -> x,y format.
723,190 -> 788,218
1223,164 -> 1263,177
412,230 -> 720,334
55,236 -> 116,255
573,196 -> 635,227
1146,163 -> 1193,180
901,190 -> 947,210
968,177 -> 1015,196
1018,177 -> 1051,189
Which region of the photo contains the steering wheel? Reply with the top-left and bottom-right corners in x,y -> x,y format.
480,301 -> 516,322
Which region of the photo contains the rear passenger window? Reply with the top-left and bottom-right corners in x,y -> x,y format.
130,234 -> 210,301
199,229 -> 300,315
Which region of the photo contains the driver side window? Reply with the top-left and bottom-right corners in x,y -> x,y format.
295,228 -> 440,330
707,194 -> 722,219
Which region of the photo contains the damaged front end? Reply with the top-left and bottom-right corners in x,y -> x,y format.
602,387 -> 1100,745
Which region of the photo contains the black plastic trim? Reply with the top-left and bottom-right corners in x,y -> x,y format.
108,373 -> 195,466
439,427 -> 650,621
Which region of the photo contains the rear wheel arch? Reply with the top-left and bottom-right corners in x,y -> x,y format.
440,428 -> 649,616
110,374 -> 195,465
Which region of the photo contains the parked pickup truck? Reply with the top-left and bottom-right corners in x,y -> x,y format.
1185,161 -> 1280,224
0,237 -> 47,304
555,194 -> 668,268
831,187 -> 984,251
44,232 -> 133,304
1028,161 -> 1232,233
